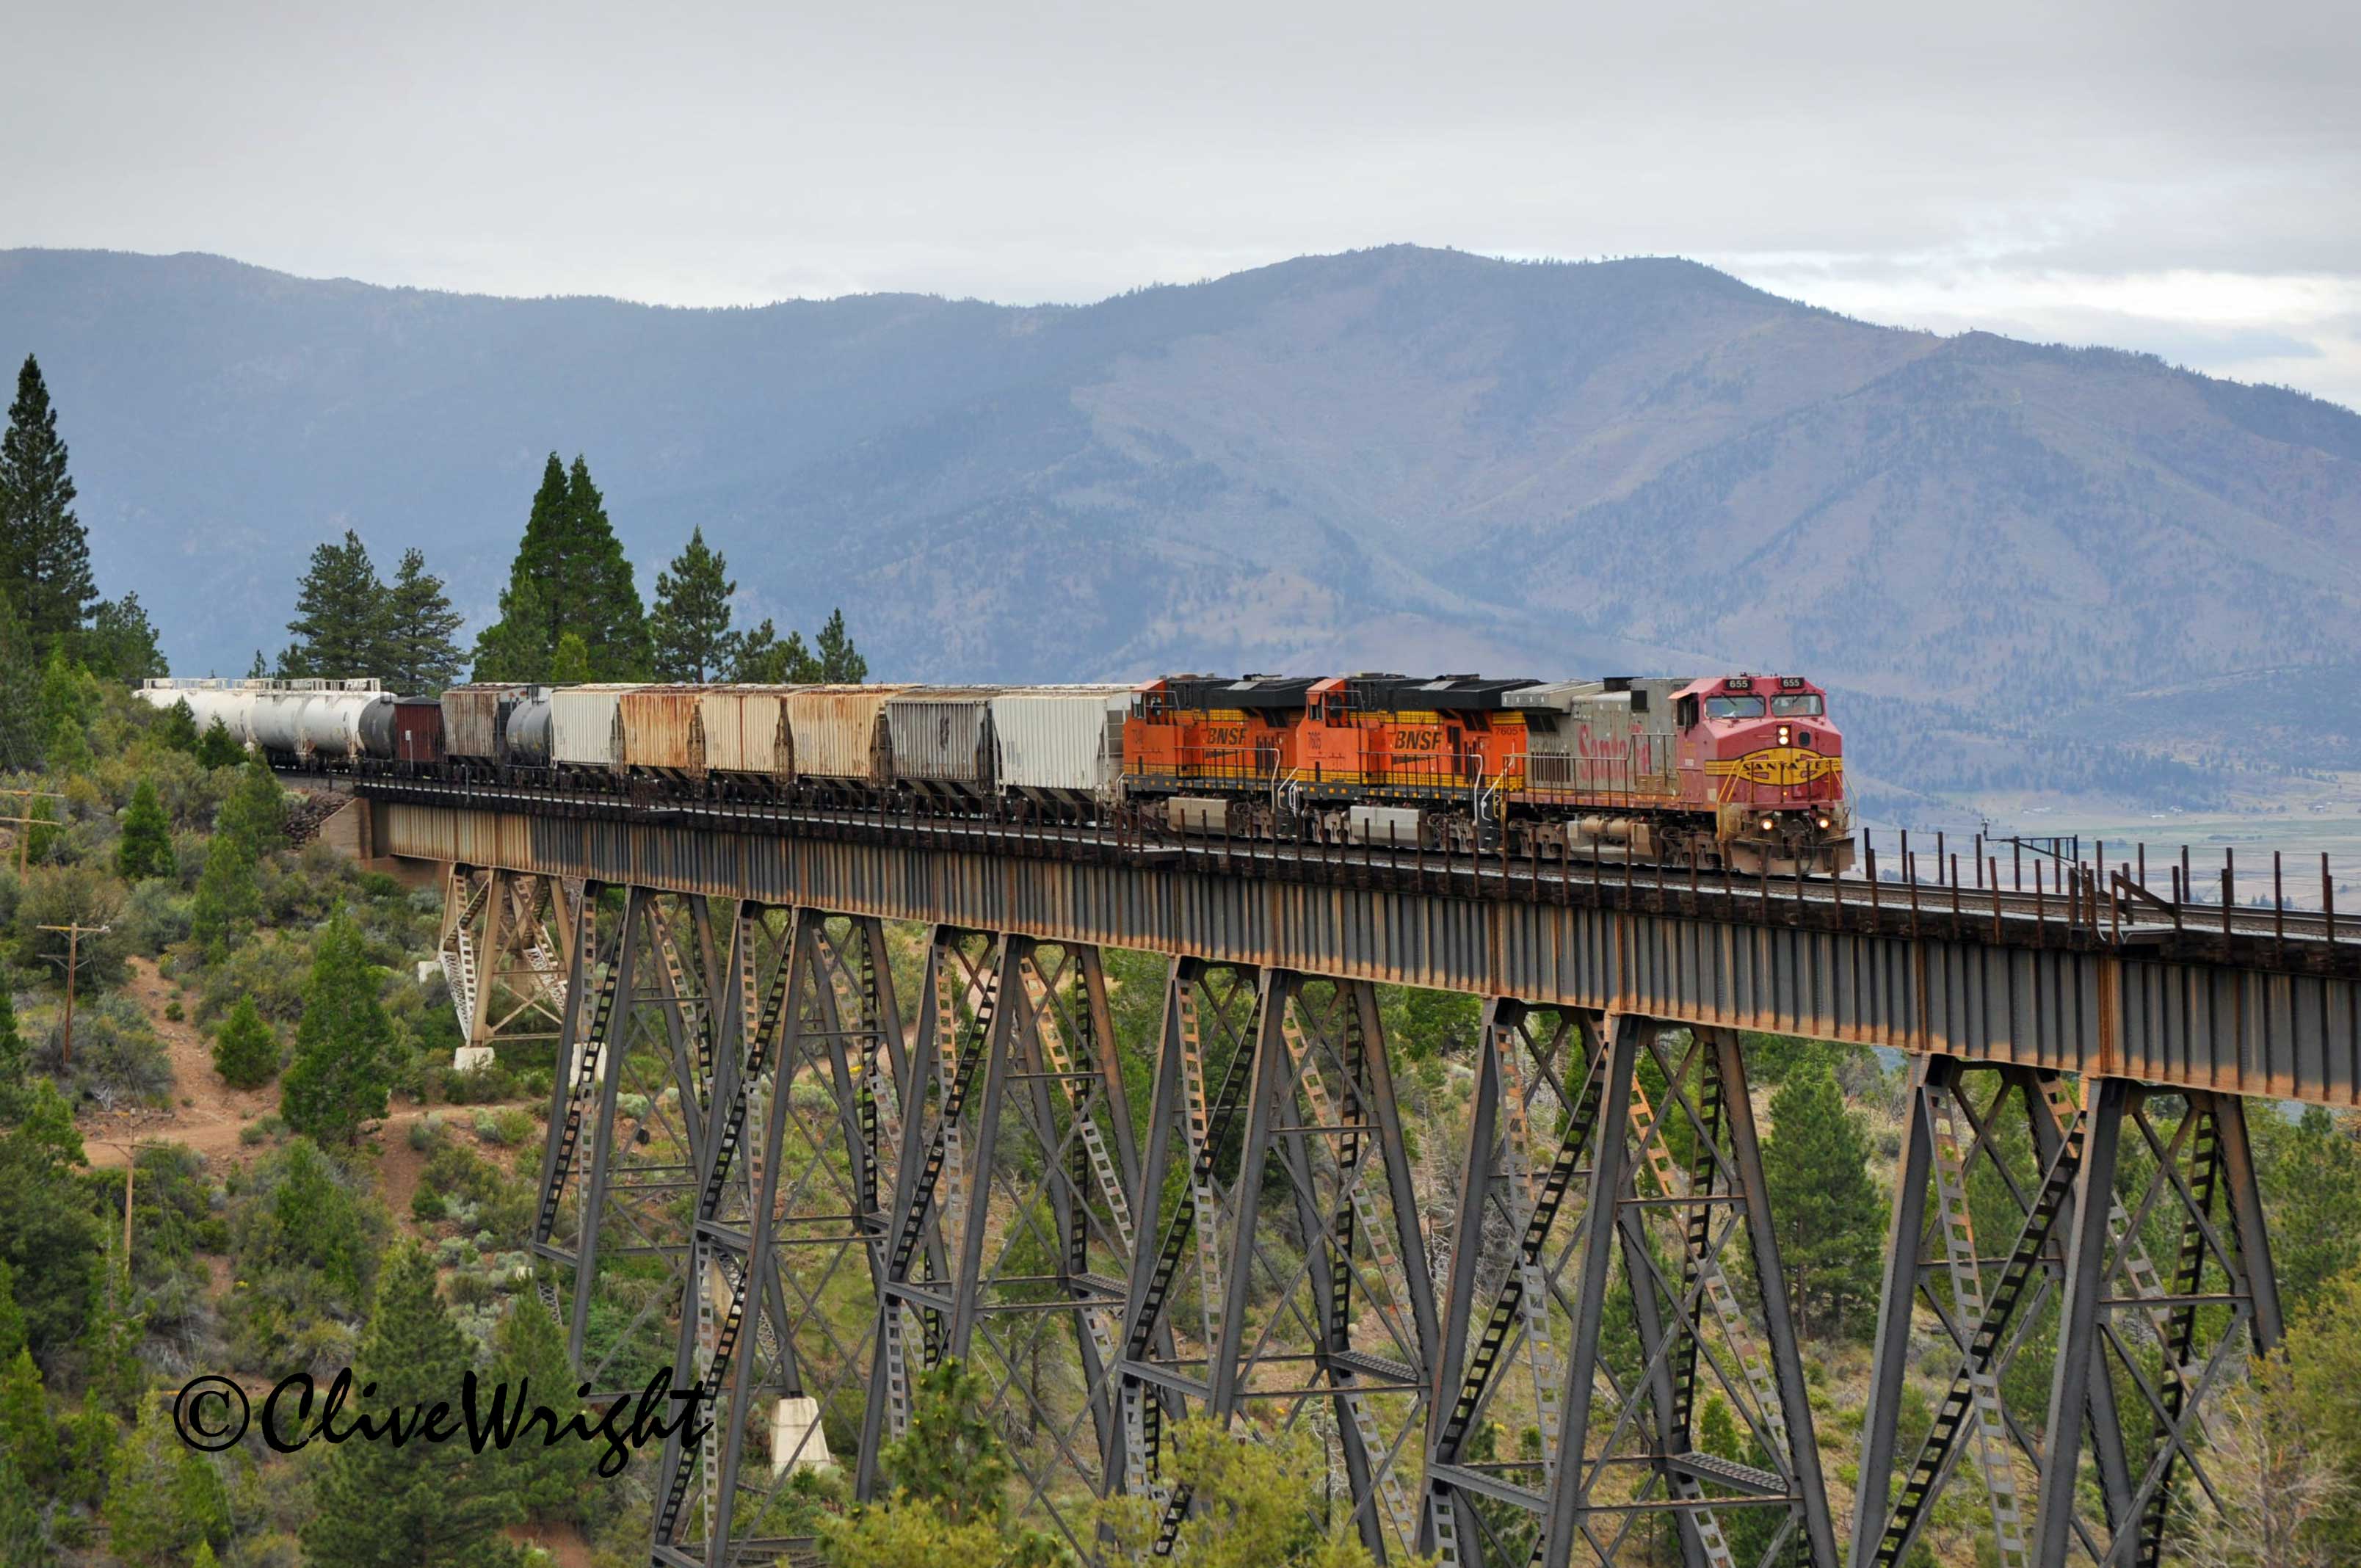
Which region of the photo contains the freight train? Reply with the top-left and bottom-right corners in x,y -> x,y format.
136,670 -> 1853,874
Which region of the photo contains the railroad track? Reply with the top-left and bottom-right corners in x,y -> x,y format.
342,772 -> 2361,962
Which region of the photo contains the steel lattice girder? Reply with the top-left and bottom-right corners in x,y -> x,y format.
377,804 -> 2361,1109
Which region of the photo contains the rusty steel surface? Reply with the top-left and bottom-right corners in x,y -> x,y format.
372,798 -> 2361,1107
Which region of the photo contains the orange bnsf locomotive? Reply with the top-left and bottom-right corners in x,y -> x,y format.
1123,672 -> 1852,876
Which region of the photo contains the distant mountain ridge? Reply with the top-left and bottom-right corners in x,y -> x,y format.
4,243 -> 2358,806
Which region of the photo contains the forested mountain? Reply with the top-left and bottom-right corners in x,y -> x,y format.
5,243 -> 2358,803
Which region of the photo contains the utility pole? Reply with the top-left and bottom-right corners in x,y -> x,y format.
95,1140 -> 160,1304
37,921 -> 112,1065
0,785 -> 66,874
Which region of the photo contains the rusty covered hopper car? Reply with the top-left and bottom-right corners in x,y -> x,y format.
440,683 -> 537,761
782,685 -> 907,785
619,686 -> 709,777
697,686 -> 794,780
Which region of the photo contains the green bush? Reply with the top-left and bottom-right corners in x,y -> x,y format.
408,1114 -> 445,1152
411,1188 -> 447,1222
162,998 -> 183,1021
441,1061 -> 516,1105
211,995 -> 280,1090
41,993 -> 172,1108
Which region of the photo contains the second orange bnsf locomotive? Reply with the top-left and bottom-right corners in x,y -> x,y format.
1124,672 -> 1852,876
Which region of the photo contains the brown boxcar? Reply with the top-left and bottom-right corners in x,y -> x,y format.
620,685 -> 709,777
390,697 -> 446,764
783,685 -> 910,783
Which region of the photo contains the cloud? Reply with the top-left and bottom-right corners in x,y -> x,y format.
2,0 -> 2356,407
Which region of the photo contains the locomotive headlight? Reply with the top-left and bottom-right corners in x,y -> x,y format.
1816,813 -> 1832,830
1760,816 -> 1775,832
1777,724 -> 1791,747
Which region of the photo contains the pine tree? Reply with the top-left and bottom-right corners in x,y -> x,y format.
301,1244 -> 523,1568
215,756 -> 286,857
0,1258 -> 24,1360
487,1295 -> 592,1522
0,355 -> 96,653
79,1249 -> 145,1421
0,990 -> 28,1124
81,592 -> 164,682
55,1399 -> 116,1509
0,1346 -> 55,1491
380,548 -> 465,694
879,1360 -> 1011,1525
105,1393 -> 229,1566
814,608 -> 866,683
36,645 -> 92,774
244,650 -> 268,680
280,910 -> 393,1146
194,716 -> 243,770
550,631 -> 591,685
730,618 -> 821,683
0,1451 -> 48,1568
210,996 -> 278,1090
0,591 -> 39,769
648,527 -> 739,680
187,834 -> 258,954
471,452 -> 647,682
151,697 -> 200,755
117,781 -> 173,882
280,530 -> 386,679
1759,1060 -> 1885,1339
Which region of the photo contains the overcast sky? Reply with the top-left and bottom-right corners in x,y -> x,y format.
7,0 -> 2356,410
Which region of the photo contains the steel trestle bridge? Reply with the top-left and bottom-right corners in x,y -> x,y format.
363,774 -> 2353,1568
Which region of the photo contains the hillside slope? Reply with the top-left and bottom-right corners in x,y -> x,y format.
5,243 -> 2358,801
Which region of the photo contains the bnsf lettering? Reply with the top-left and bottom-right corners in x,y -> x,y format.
1202,726 -> 1247,747
1394,728 -> 1443,750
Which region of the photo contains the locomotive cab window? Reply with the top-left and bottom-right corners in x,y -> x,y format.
1769,694 -> 1824,717
1705,694 -> 1764,719
1675,694 -> 1699,729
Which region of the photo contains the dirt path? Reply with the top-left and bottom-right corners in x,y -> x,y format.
76,957 -> 537,1182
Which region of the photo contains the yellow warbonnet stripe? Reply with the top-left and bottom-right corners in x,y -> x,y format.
1705,748 -> 1843,786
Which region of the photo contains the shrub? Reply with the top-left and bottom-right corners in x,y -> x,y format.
493,1108 -> 534,1147
408,1114 -> 445,1153
441,1061 -> 516,1105
411,1188 -> 447,1222
41,993 -> 172,1108
120,876 -> 194,956
162,998 -> 183,1022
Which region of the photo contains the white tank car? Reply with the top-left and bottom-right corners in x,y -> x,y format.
136,678 -> 388,762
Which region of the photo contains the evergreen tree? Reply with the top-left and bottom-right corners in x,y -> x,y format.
0,1451 -> 48,1568
0,990 -> 28,1124
79,1247 -> 146,1420
55,1399 -> 116,1509
280,910 -> 393,1146
648,527 -> 739,680
814,608 -> 866,683
549,631 -> 591,684
194,716 -> 243,770
381,547 -> 465,694
280,530 -> 386,678
104,1393 -> 229,1566
877,1359 -> 1011,1525
0,591 -> 38,769
302,1244 -> 523,1568
0,1346 -> 55,1491
81,592 -> 164,682
471,452 -> 647,682
117,780 -> 174,882
215,756 -> 286,856
2267,1108 -> 2361,1313
36,645 -> 91,774
186,833 -> 257,951
731,618 -> 821,683
1759,1061 -> 1885,1339
244,650 -> 268,680
487,1294 -> 592,1522
152,697 -> 200,754
0,1258 -> 23,1360
0,1081 -> 103,1359
0,355 -> 95,653
211,996 -> 278,1091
